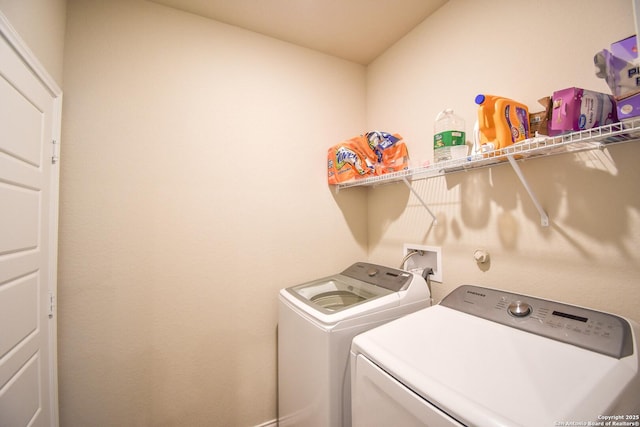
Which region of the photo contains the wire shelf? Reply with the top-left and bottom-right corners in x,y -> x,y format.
335,118 -> 640,190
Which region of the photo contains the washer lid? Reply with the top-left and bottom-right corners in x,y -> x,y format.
284,263 -> 415,315
285,273 -> 395,315
351,292 -> 640,427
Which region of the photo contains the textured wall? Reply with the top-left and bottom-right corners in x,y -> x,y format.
58,1 -> 367,425
366,0 -> 640,321
0,0 -> 66,85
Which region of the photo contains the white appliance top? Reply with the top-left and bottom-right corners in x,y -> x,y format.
280,262 -> 430,325
351,285 -> 640,427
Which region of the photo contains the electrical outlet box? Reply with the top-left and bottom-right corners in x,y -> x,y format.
402,244 -> 442,283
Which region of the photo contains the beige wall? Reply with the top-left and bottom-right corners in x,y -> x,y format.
58,0 -> 366,425
0,0 -> 66,85
366,0 -> 640,321
6,0 -> 640,425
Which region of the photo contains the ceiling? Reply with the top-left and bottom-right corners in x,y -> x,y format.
149,0 -> 448,65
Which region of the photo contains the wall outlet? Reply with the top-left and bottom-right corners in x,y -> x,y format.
402,244 -> 442,283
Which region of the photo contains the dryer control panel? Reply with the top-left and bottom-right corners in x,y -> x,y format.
441,285 -> 634,359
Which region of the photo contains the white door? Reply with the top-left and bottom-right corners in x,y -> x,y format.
0,13 -> 62,427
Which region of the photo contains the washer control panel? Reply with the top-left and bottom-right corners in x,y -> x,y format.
342,262 -> 413,292
441,285 -> 633,359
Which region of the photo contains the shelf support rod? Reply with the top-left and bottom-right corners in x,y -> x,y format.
506,155 -> 549,227
402,177 -> 438,225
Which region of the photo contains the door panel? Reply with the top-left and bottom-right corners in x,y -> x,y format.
0,275 -> 39,358
0,184 -> 40,254
0,13 -> 62,427
0,354 -> 41,427
0,74 -> 43,166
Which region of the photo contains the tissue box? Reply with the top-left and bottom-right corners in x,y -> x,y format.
611,35 -> 637,62
595,35 -> 640,100
550,87 -> 617,133
616,92 -> 640,120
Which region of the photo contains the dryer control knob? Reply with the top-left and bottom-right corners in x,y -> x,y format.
367,268 -> 378,277
508,301 -> 532,318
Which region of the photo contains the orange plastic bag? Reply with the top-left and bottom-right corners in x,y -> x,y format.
327,135 -> 376,185
327,132 -> 410,184
366,131 -> 409,175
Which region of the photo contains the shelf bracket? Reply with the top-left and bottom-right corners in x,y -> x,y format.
506,155 -> 549,227
402,177 -> 438,225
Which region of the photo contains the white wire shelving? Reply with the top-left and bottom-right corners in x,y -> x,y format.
333,118 -> 640,227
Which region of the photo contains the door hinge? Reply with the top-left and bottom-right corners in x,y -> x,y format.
51,139 -> 59,164
48,291 -> 56,318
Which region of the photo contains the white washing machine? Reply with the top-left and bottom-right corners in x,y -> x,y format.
351,285 -> 640,427
278,262 -> 432,427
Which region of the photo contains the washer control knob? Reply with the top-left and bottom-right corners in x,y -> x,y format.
508,300 -> 532,318
367,268 -> 378,277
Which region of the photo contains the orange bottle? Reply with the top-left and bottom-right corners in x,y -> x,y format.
475,94 -> 502,149
475,94 -> 531,150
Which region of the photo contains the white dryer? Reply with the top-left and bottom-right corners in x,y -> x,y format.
351,285 -> 640,427
278,262 -> 432,427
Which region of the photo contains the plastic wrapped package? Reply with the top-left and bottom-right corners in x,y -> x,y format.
327,131 -> 409,185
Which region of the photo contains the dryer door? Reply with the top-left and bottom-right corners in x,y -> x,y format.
351,354 -> 464,427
